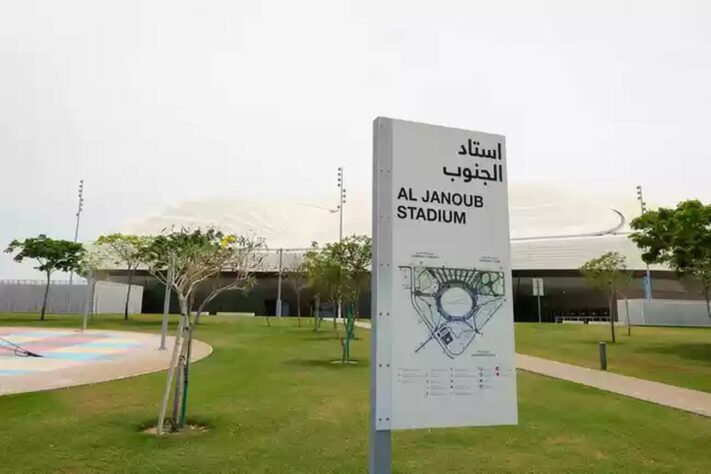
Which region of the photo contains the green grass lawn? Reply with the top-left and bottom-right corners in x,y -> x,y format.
516,323 -> 711,392
1,313 -> 711,473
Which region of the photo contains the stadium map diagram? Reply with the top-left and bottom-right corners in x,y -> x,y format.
400,266 -> 506,359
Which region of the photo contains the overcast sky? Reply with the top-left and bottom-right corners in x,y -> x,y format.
1,0 -> 709,278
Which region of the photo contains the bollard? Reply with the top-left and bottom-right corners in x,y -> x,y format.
599,341 -> 607,371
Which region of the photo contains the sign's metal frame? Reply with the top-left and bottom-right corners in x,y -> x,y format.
370,118 -> 393,472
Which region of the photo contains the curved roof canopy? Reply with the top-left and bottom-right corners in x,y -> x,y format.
118,183 -> 664,272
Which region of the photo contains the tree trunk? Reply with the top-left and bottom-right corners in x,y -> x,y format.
171,312 -> 194,431
344,303 -> 355,363
157,309 -> 187,435
187,293 -> 195,321
705,287 -> 711,320
124,266 -> 134,320
352,291 -> 361,340
608,288 -> 616,343
354,284 -> 361,322
179,321 -> 196,428
171,352 -> 185,431
624,296 -> 631,337
332,294 -> 339,329
340,308 -> 346,363
332,303 -> 346,362
41,271 -> 51,321
313,296 -> 320,332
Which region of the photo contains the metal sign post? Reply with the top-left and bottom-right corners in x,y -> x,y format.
537,294 -> 542,324
532,278 -> 544,323
371,118 -> 518,473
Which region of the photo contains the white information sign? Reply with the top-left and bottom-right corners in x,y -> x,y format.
372,117 -> 518,431
532,278 -> 545,296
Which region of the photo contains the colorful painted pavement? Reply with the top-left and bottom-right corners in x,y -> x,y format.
0,327 -> 212,396
0,327 -> 150,376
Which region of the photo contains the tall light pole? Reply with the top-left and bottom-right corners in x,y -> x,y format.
337,167 -> 346,320
636,185 -> 652,300
69,179 -> 84,284
337,167 -> 346,242
276,248 -> 284,317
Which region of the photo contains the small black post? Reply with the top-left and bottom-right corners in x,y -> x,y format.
599,341 -> 607,370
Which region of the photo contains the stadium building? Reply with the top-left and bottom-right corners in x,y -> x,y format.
103,184 -> 692,321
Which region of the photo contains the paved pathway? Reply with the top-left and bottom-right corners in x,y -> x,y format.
517,354 -> 711,418
353,319 -> 711,418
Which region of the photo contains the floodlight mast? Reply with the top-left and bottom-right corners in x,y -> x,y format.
276,248 -> 283,317
290,173 -> 344,321
69,179 -> 84,285
338,166 -> 345,242
636,185 -> 652,300
337,167 -> 346,320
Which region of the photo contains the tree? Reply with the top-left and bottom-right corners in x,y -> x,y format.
139,227 -> 264,434
339,235 -> 372,322
284,254 -> 309,327
303,242 -> 341,334
334,235 -> 372,361
303,235 -> 372,363
96,234 -> 148,320
5,235 -> 85,321
580,252 -> 631,343
630,200 -> 711,318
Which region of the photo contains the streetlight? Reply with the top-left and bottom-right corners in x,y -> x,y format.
636,185 -> 652,300
69,179 -> 84,284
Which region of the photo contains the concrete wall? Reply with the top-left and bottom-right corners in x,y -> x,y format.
618,299 -> 711,327
0,281 -> 143,314
92,281 -> 143,314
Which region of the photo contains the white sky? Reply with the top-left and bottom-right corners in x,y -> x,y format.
1,0 -> 709,278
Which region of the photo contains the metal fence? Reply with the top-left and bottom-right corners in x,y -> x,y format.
619,299 -> 711,327
554,316 -> 611,324
0,281 -> 142,314
0,279 -> 86,286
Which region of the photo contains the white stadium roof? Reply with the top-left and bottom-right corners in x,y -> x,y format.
510,235 -> 659,271
120,183 -> 666,272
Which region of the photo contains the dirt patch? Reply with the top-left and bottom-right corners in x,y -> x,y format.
142,423 -> 210,435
